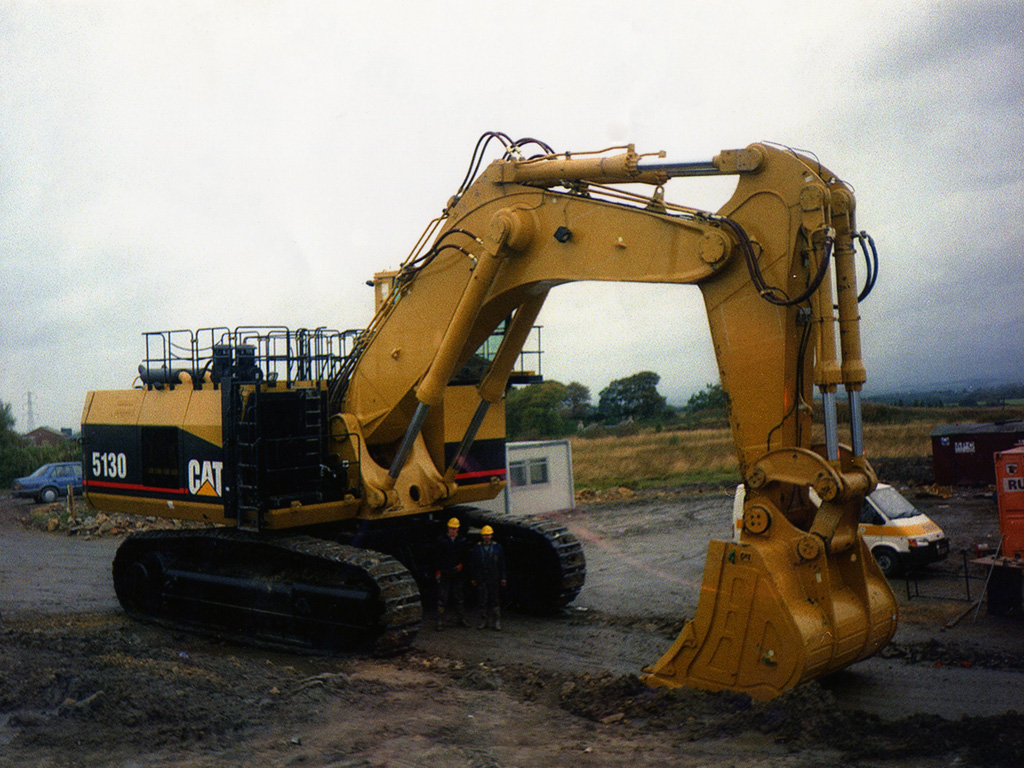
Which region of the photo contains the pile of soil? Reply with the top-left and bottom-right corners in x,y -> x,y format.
2,615 -> 1022,768
21,503 -> 208,538
551,668 -> 1024,766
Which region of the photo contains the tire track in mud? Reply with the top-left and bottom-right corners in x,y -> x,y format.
568,521 -> 702,590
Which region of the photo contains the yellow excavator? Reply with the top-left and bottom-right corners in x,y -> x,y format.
81,132 -> 895,699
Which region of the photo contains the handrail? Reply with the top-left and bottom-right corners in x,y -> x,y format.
138,326 -> 358,390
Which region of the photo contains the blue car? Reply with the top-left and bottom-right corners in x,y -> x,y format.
11,461 -> 84,503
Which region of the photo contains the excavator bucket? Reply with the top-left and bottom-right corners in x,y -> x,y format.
642,520 -> 898,700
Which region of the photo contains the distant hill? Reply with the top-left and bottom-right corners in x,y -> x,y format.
865,382 -> 1024,408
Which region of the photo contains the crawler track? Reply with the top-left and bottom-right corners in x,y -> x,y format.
332,507 -> 586,614
112,529 -> 421,655
454,507 -> 586,613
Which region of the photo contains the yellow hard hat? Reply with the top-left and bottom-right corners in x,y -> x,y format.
480,525 -> 494,535
447,517 -> 460,528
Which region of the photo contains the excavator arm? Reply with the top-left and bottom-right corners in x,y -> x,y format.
337,138 -> 896,698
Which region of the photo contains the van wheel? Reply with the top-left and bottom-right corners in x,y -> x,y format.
39,487 -> 58,504
872,547 -> 901,578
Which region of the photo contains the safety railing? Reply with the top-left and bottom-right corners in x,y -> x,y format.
136,326 -> 362,389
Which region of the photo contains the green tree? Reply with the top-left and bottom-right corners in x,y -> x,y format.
0,400 -> 81,487
0,401 -> 27,485
563,381 -> 592,421
685,383 -> 727,413
506,381 -> 575,439
0,401 -> 16,438
598,371 -> 667,421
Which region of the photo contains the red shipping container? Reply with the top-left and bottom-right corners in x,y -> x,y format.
995,446 -> 1024,559
932,421 -> 1024,485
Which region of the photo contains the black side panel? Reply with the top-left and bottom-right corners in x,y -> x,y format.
141,426 -> 179,489
82,423 -> 223,504
444,437 -> 507,486
240,388 -> 354,511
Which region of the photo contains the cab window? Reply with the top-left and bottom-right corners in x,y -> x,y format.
860,502 -> 885,526
869,486 -> 919,520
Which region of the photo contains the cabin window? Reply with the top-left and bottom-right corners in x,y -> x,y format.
509,457 -> 549,488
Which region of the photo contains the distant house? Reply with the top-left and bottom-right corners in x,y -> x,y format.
931,421 -> 1024,486
23,427 -> 70,448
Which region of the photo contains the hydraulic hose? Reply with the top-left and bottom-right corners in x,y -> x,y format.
716,215 -> 834,307
856,231 -> 878,301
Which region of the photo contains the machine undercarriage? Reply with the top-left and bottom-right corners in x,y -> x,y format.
111,506 -> 585,654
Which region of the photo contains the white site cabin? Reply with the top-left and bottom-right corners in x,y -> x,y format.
475,439 -> 575,517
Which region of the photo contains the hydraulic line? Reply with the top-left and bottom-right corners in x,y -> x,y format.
717,215 -> 834,307
848,230 -> 877,458
451,133 -> 555,207
856,231 -> 878,301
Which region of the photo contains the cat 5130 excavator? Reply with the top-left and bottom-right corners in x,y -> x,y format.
81,132 -> 895,700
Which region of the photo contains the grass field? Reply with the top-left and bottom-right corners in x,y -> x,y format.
570,406 -> 1024,490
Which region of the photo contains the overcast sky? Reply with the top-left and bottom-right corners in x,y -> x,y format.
2,0 -> 1022,432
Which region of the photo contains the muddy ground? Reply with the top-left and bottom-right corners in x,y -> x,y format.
1,484 -> 1023,768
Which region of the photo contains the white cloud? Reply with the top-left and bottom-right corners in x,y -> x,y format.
0,0 -> 1021,430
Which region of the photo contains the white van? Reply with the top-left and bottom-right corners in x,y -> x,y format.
733,483 -> 949,577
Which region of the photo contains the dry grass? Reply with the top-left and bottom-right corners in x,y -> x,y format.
571,408 -> 1022,490
863,422 -> 935,457
571,429 -> 739,489
807,421 -> 936,458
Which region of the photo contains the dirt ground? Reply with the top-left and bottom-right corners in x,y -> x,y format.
2,485 -> 1023,768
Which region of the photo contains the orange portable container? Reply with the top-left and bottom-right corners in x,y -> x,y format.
995,446 -> 1024,559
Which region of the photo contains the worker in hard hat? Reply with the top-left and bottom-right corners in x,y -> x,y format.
433,517 -> 470,630
470,524 -> 507,630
